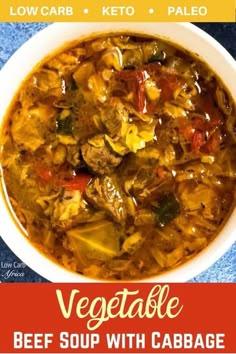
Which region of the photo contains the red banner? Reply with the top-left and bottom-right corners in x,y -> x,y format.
0,283 -> 235,353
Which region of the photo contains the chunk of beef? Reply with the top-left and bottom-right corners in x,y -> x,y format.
101,98 -> 128,137
81,140 -> 122,175
118,146 -> 159,196
73,103 -> 101,143
84,175 -> 127,223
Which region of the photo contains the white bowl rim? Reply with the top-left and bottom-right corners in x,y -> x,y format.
0,22 -> 235,283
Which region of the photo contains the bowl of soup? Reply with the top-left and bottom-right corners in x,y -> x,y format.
0,22 -> 235,282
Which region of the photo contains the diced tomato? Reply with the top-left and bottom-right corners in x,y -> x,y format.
115,69 -> 146,113
198,95 -> 224,128
135,71 -> 146,113
144,61 -> 162,74
35,165 -> 54,183
201,131 -> 221,153
191,116 -> 207,131
179,113 -> 222,154
156,167 -> 165,178
60,174 -> 91,192
145,63 -> 184,101
35,165 -> 55,187
190,99 -> 223,153
145,101 -> 156,114
35,164 -> 91,192
182,124 -> 195,140
191,130 -> 206,152
157,74 -> 184,101
115,65 -> 184,113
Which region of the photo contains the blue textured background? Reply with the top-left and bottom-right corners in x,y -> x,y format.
0,23 -> 235,282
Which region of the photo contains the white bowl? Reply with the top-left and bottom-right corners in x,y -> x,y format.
0,22 -> 235,282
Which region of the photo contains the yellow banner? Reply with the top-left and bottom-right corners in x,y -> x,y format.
0,0 -> 235,22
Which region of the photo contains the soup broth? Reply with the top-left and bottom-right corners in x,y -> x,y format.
1,33 -> 236,280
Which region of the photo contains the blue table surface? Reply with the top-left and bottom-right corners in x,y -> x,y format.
0,23 -> 235,283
